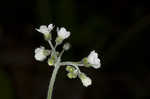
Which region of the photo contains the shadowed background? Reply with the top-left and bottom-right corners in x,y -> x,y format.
0,0 -> 150,99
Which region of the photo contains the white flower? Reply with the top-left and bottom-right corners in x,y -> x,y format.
48,24 -> 54,31
36,24 -> 54,35
87,51 -> 101,69
81,76 -> 92,87
57,27 -> 70,39
34,46 -> 50,61
80,73 -> 92,87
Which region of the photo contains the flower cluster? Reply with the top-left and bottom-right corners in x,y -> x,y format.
34,23 -> 101,87
34,46 -> 50,61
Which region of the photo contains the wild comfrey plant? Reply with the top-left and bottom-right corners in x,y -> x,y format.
34,24 -> 101,99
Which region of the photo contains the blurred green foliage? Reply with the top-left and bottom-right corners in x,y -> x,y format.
0,70 -> 13,99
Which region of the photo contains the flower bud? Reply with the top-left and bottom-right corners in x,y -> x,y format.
44,33 -> 51,41
55,37 -> 63,45
57,27 -> 70,39
67,72 -> 77,79
48,59 -> 53,66
66,66 -> 75,73
66,66 -> 78,79
34,46 -> 50,61
63,43 -> 70,51
87,51 -> 101,69
36,24 -> 54,40
48,56 -> 55,66
79,73 -> 92,87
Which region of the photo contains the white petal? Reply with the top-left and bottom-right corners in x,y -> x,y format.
34,46 -> 47,61
57,27 -> 70,39
48,24 -> 54,32
35,48 -> 40,53
87,50 -> 101,69
81,76 -> 92,87
36,25 -> 49,35
34,52 -> 46,61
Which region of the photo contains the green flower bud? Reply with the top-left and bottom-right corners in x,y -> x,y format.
79,73 -> 86,79
55,37 -> 63,45
44,33 -> 51,41
79,73 -> 92,87
67,72 -> 77,79
63,43 -> 71,51
48,56 -> 55,66
66,66 -> 75,73
48,59 -> 54,66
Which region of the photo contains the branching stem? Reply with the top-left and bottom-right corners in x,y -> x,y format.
47,59 -> 61,99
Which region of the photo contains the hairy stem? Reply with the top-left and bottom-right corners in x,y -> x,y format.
47,61 -> 60,99
48,40 -> 57,60
48,40 -> 55,50
61,62 -> 84,66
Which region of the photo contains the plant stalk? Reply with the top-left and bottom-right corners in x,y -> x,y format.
47,62 -> 60,99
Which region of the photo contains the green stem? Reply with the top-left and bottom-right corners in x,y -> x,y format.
48,40 -> 57,60
47,62 -> 60,99
61,61 -> 84,66
48,40 -> 55,51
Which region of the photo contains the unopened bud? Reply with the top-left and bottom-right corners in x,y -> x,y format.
63,43 -> 70,51
44,33 -> 51,41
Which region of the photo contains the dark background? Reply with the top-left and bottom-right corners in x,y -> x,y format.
0,0 -> 150,99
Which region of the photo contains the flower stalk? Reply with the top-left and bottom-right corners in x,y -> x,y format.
47,59 -> 61,99
34,24 -> 101,99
